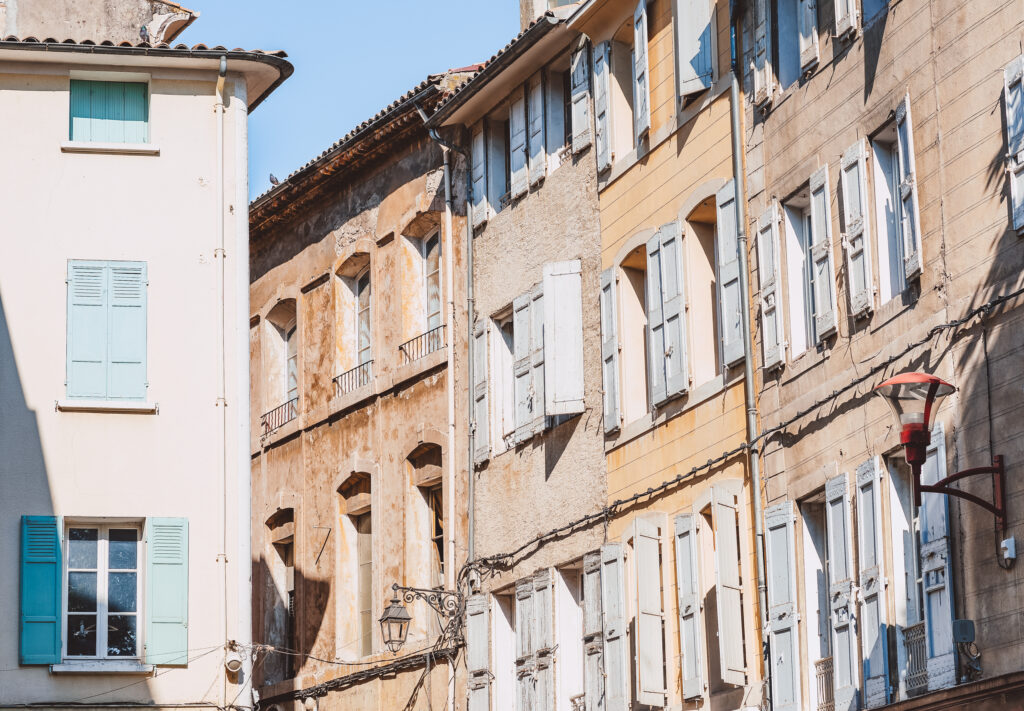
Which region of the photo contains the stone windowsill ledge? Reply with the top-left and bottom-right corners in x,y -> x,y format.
60,141 -> 160,156
56,399 -> 159,414
51,660 -> 155,674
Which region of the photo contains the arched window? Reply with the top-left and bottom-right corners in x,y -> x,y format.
264,508 -> 296,682
337,472 -> 373,657
263,300 -> 299,426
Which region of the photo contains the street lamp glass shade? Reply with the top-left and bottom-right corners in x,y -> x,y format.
379,596 -> 412,654
874,372 -> 954,431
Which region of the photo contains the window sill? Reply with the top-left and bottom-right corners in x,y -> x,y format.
60,141 -> 160,156
56,399 -> 158,414
51,661 -> 154,675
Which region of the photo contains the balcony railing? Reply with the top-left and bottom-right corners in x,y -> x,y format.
815,656 -> 835,711
261,397 -> 298,434
569,694 -> 585,711
400,324 -> 446,365
335,360 -> 373,397
905,621 -> 928,697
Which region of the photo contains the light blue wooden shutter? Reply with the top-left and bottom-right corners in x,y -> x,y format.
473,321 -> 490,464
757,206 -> 784,369
600,542 -> 629,711
841,140 -> 873,317
920,430 -> 955,692
633,518 -> 666,706
594,42 -> 612,172
515,578 -> 536,711
528,73 -> 547,186
645,232 -> 667,405
70,80 -> 148,143
856,458 -> 890,708
582,552 -> 605,711
809,166 -> 838,339
713,486 -> 746,686
108,262 -> 147,400
513,293 -> 533,443
543,260 -> 584,416
633,0 -> 651,140
660,222 -> 689,398
1003,55 -> 1024,233
67,260 -> 109,398
510,86 -> 529,199
534,570 -> 555,711
529,285 -> 547,435
471,123 -> 488,227
825,473 -> 858,711
600,268 -> 621,433
798,0 -> 818,71
467,595 -> 491,711
20,516 -> 62,665
145,517 -> 189,665
752,0 -> 773,105
716,180 -> 745,366
674,513 -> 704,699
895,95 -> 923,281
765,502 -> 800,711
571,45 -> 592,154
675,0 -> 715,97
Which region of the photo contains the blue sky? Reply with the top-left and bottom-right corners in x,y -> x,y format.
178,1 -> 520,199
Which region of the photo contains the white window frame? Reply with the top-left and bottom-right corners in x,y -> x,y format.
284,320 -> 298,402
356,268 -> 372,366
421,230 -> 443,332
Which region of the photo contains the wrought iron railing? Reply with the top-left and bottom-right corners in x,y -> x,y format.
400,324 -> 446,364
905,621 -> 928,697
334,361 -> 373,397
815,656 -> 835,711
261,397 -> 298,434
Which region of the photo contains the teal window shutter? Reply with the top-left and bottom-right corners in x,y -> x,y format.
69,80 -> 149,144
145,518 -> 188,665
21,516 -> 62,665
107,262 -> 148,400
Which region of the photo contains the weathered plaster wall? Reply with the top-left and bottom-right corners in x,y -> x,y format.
0,0 -> 193,42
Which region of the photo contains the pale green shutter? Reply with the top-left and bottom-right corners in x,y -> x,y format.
67,260 -> 109,398
107,262 -> 147,400
599,267 -> 621,432
145,518 -> 189,665
633,0 -> 651,140
69,80 -> 148,144
674,513 -> 704,699
764,502 -> 800,711
466,595 -> 491,711
20,516 -> 62,665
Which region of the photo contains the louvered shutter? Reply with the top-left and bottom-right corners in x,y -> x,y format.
1005,55 -> 1024,233
513,293 -> 533,443
515,578 -> 536,711
600,267 -> 621,433
751,0 -> 773,106
510,87 -> 529,199
920,432 -> 955,691
645,232 -> 668,406
571,45 -> 592,154
633,0 -> 651,140
534,570 -> 555,711
713,487 -> 746,686
895,95 -> 923,280
633,519 -> 666,705
798,0 -> 819,71
660,222 -> 690,398
834,0 -> 858,38
471,123 -> 488,228
20,516 -> 62,665
716,180 -> 745,366
757,206 -> 783,370
674,513 -> 704,699
528,73 -> 547,186
765,502 -> 800,711
840,140 -> 873,317
809,166 -> 838,340
145,517 -> 189,665
108,262 -> 147,400
675,0 -> 715,97
856,458 -> 890,708
600,543 -> 629,711
543,260 -> 584,416
529,285 -> 546,435
594,42 -> 613,172
467,595 -> 492,711
582,553 -> 605,711
825,473 -> 857,711
67,260 -> 109,398
473,321 -> 490,464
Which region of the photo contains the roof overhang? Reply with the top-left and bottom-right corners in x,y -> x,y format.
566,0 -> 631,42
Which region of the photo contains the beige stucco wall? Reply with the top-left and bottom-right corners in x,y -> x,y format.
0,0 -> 194,43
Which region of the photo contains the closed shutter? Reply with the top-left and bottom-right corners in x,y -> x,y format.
713,487 -> 746,686
529,285 -> 546,435
582,552 -> 605,711
145,517 -> 189,665
920,430 -> 955,692
600,543 -> 629,711
895,95 -> 923,281
513,293 -> 533,443
69,80 -> 148,144
856,458 -> 889,708
510,86 -> 529,199
594,42 -> 613,172
1005,55 -> 1024,233
67,260 -> 109,398
473,321 -> 490,464
528,73 -> 547,186
633,0 -> 651,140
633,519 -> 666,706
825,473 -> 857,711
471,122 -> 488,228
840,140 -> 873,317
515,578 -> 536,711
660,222 -> 689,398
20,516 -> 62,665
543,260 -> 584,416
751,0 -> 773,106
834,0 -> 858,38
798,0 -> 819,70
571,45 -> 592,154
809,166 -> 838,340
757,205 -> 784,370
716,180 -> 745,366
765,502 -> 800,711
108,262 -> 147,400
645,232 -> 667,406
674,513 -> 704,699
534,570 -> 555,711
675,0 -> 715,97
599,267 -> 621,433
467,595 -> 492,711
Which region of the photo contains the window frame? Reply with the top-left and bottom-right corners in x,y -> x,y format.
68,78 -> 151,145
355,268 -> 373,367
421,230 -> 443,332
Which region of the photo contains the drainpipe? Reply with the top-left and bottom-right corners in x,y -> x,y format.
727,6 -> 771,706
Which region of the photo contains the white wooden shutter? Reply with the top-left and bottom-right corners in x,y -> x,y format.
660,222 -> 689,398
510,86 -> 529,199
675,0 -> 715,97
809,165 -> 838,340
633,518 -> 666,706
646,231 -> 668,406
716,180 -> 745,366
712,486 -> 746,686
571,45 -> 592,154
600,267 -> 621,433
765,502 -> 800,711
529,285 -> 546,434
834,0 -> 858,38
594,42 -> 613,172
798,0 -> 819,71
825,472 -> 858,711
600,543 -> 629,711
107,262 -> 147,400
471,122 -> 488,228
534,570 -> 555,711
528,73 -> 547,186
751,0 -> 773,106
856,458 -> 889,708
546,68 -> 567,165
66,260 -> 109,398
582,552 -> 606,711
467,595 -> 492,711
513,293 -> 533,443
543,260 -> 584,416
515,578 -> 536,711
674,513 -> 704,700
633,0 -> 651,140
473,321 -> 490,464
840,139 -> 873,317
757,205 -> 784,370
1005,55 -> 1024,233
895,95 -> 923,280
920,430 -> 955,692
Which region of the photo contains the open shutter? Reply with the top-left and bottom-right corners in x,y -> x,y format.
675,0 -> 715,97
751,0 -> 773,106
716,180 -> 745,366
529,285 -> 546,435
856,458 -> 890,708
757,205 -> 784,370
515,578 -> 536,711
546,68 -> 567,164
108,261 -> 147,400
674,513 -> 704,700
600,543 -> 629,711
1005,55 -> 1024,233
594,42 -> 612,172
840,140 -> 873,317
583,553 -> 606,711
660,222 -> 689,398
920,431 -> 955,692
67,260 -> 109,398
471,123 -> 488,228
809,165 -> 838,340
713,487 -> 746,686
765,502 -> 800,711
510,86 -> 529,200
633,519 -> 666,706
798,0 -> 819,70
513,293 -> 533,443
473,321 -> 490,464
633,0 -> 651,140
895,95 -> 923,280
645,232 -> 668,406
20,516 -> 62,665
571,45 -> 592,154
145,517 -> 189,665
528,73 -> 547,186
467,595 -> 492,711
600,267 -> 621,433
534,570 -> 555,711
543,260 -> 584,416
825,473 -> 857,711
834,0 -> 858,38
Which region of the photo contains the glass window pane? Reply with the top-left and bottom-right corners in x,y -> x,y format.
67,571 -> 97,612
108,572 -> 137,613
68,528 -> 98,569
108,529 -> 138,569
67,614 -> 97,656
107,615 -> 137,656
